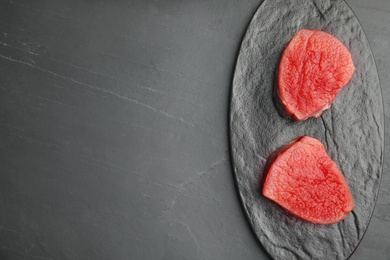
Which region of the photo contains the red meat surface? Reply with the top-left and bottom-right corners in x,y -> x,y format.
277,29 -> 355,121
262,136 -> 354,224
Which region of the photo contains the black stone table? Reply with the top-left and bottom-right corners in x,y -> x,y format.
0,0 -> 389,259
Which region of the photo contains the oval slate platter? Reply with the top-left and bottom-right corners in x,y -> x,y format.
229,0 -> 384,259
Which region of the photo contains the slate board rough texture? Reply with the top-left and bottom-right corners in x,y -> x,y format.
230,0 -> 384,259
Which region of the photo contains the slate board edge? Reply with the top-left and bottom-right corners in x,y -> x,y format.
337,1 -> 385,259
227,0 -> 385,259
227,0 -> 274,258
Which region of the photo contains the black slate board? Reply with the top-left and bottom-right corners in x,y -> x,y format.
229,0 -> 384,259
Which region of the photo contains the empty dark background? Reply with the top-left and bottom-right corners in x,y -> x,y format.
0,0 -> 389,259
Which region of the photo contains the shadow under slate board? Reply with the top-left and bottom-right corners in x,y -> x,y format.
229,0 -> 384,259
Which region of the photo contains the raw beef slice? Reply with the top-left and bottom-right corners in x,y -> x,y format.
262,136 -> 355,224
276,29 -> 355,121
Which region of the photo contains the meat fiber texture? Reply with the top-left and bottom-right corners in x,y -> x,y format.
230,0 -> 383,259
276,29 -> 355,120
262,136 -> 355,224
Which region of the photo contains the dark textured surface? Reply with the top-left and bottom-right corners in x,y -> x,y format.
0,0 -> 389,259
230,0 -> 384,259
